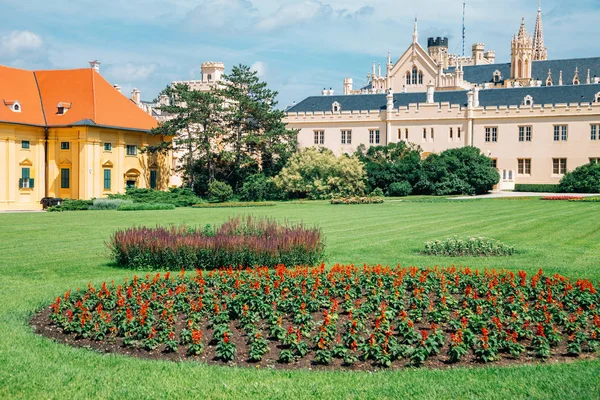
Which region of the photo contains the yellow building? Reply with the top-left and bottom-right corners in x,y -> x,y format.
0,64 -> 171,211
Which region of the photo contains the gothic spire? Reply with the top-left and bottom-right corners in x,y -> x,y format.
533,0 -> 548,60
413,17 -> 419,44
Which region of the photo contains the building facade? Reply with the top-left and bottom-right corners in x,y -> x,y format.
0,63 -> 171,210
286,8 -> 600,189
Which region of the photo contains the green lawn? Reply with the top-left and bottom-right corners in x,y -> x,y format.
1,200 -> 599,399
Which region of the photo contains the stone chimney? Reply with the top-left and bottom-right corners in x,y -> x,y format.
344,78 -> 353,95
131,88 -> 141,105
473,86 -> 480,107
89,60 -> 101,73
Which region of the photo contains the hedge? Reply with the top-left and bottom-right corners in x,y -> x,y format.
513,184 -> 560,193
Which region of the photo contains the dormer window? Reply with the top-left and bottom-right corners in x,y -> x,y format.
595,92 -> 600,103
4,100 -> 21,113
493,70 -> 502,83
523,95 -> 534,107
57,102 -> 72,115
332,101 -> 341,113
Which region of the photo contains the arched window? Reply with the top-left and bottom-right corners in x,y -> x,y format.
518,60 -> 523,78
207,74 -> 212,82
13,104 -> 20,111
523,95 -> 534,107
406,72 -> 411,86
332,101 -> 341,113
412,66 -> 418,85
493,70 -> 502,83
595,92 -> 600,103
418,71 -> 424,85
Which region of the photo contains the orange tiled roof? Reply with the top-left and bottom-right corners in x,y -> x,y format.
0,65 -> 157,132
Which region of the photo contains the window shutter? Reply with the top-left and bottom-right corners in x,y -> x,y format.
19,178 -> 23,189
30,179 -> 35,188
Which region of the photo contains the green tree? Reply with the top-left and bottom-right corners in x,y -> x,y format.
273,148 -> 366,199
355,142 -> 423,193
218,65 -> 297,190
149,84 -> 225,189
559,162 -> 600,193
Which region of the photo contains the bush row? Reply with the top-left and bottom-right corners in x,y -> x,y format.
514,184 -> 560,193
330,197 -> 384,205
423,237 -> 515,257
107,216 -> 325,270
191,202 -> 277,209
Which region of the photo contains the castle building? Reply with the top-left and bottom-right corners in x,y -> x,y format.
285,8 -> 600,189
0,62 -> 171,210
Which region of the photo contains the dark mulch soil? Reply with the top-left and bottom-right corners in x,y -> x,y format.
31,306 -> 598,372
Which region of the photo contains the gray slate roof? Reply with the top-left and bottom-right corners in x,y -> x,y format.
287,84 -> 600,113
447,57 -> 600,85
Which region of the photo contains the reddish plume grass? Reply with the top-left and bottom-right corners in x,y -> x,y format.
106,216 -> 325,270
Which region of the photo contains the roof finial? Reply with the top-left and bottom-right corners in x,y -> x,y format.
413,16 -> 418,44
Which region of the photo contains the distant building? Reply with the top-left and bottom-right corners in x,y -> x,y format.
0,62 -> 171,210
286,7 -> 600,189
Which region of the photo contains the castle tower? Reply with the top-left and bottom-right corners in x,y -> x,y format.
511,17 -> 533,81
532,1 -> 548,61
201,62 -> 225,83
428,37 -> 449,68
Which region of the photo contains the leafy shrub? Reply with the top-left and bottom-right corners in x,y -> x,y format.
46,199 -> 93,212
208,181 -> 233,203
387,181 -> 412,197
514,184 -> 560,193
117,203 -> 176,211
273,148 -> 366,200
107,216 -> 325,270
421,148 -> 500,196
89,199 -> 133,210
559,162 -> 600,193
192,202 -> 276,208
370,188 -> 385,197
109,188 -> 203,207
330,197 -> 384,205
239,174 -> 281,201
423,237 -> 515,257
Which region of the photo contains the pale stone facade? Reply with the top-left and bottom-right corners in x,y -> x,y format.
286,9 -> 600,189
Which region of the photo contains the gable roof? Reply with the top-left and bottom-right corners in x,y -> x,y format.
0,65 -> 157,132
287,84 -> 600,113
446,57 -> 600,85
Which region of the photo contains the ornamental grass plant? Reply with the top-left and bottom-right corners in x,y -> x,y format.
423,237 -> 515,257
106,216 -> 325,270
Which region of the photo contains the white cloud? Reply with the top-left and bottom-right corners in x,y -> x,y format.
0,30 -> 43,55
256,1 -> 332,32
251,61 -> 267,79
105,63 -> 157,82
183,0 -> 257,32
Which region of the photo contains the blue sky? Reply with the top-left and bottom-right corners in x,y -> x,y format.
0,0 -> 598,108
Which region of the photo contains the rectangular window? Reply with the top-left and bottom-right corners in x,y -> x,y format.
485,127 -> 498,143
104,169 -> 111,190
590,158 -> 600,164
397,129 -> 402,140
405,128 -> 409,140
423,128 -> 427,140
518,159 -> 531,175
60,142 -> 70,150
126,145 -> 137,156
554,125 -> 568,141
150,170 -> 157,189
591,125 -> 598,141
314,131 -> 324,145
104,143 -> 112,151
490,159 -> 498,169
449,127 -> 453,139
519,126 -> 532,142
553,158 -> 567,175
431,128 -> 435,140
21,140 -> 30,149
369,130 -> 380,144
457,127 -> 461,139
19,167 -> 34,189
60,168 -> 70,189
341,130 -> 352,145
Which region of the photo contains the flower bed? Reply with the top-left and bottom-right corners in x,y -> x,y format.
106,216 -> 324,270
569,197 -> 600,203
36,265 -> 600,370
330,197 -> 384,205
423,237 -> 515,257
192,202 -> 277,209
541,196 -> 584,201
